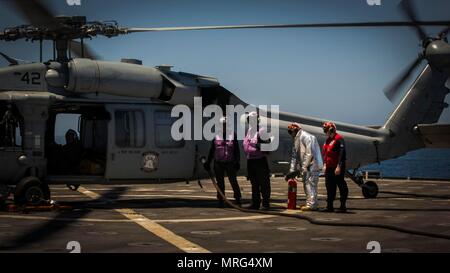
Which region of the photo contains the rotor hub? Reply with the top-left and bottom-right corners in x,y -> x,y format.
1,16 -> 121,42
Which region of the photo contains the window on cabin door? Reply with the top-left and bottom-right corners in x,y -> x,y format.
115,110 -> 145,148
154,110 -> 185,149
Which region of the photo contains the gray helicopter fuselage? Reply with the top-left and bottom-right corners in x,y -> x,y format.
0,58 -> 448,186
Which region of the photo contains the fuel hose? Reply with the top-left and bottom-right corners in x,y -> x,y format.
379,190 -> 450,199
206,170 -> 450,241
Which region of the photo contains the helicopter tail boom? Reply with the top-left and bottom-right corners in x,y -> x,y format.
382,65 -> 449,156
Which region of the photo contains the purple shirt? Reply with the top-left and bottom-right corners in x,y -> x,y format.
243,128 -> 267,160
214,135 -> 235,162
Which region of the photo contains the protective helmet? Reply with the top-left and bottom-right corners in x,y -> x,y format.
65,129 -> 78,139
65,129 -> 79,143
322,122 -> 337,133
247,111 -> 258,118
287,123 -> 302,132
246,111 -> 260,124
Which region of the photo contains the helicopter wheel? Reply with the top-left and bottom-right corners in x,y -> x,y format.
14,177 -> 50,206
362,181 -> 379,199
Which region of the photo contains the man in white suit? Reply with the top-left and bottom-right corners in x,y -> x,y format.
285,123 -> 323,211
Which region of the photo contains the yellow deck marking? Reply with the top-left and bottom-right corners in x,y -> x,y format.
51,195 -> 88,198
78,187 -> 210,253
0,214 -> 275,224
0,214 -> 133,223
74,188 -> 217,200
109,194 -> 216,199
156,215 -> 275,223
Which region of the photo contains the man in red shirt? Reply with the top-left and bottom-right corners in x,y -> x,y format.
321,122 -> 348,213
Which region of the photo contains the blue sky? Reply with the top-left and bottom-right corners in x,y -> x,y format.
1,0 -> 449,126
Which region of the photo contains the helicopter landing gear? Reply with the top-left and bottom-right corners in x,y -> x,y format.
14,176 -> 51,206
346,170 -> 379,199
362,181 -> 379,199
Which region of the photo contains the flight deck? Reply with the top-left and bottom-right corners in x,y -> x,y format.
0,177 -> 449,253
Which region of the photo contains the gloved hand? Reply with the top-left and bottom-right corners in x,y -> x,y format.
301,171 -> 308,182
285,171 -> 299,181
203,162 -> 211,172
257,136 -> 272,144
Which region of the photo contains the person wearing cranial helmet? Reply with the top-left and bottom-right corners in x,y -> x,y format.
321,121 -> 348,213
285,122 -> 323,211
60,129 -> 82,174
204,116 -> 242,207
243,111 -> 272,210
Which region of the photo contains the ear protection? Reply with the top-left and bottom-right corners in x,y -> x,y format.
323,122 -> 336,134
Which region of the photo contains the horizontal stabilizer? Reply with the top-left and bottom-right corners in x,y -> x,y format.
416,124 -> 450,148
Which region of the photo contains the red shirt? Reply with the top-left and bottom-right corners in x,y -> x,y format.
322,133 -> 346,170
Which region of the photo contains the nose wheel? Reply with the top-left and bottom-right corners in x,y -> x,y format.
362,181 -> 379,198
346,170 -> 379,199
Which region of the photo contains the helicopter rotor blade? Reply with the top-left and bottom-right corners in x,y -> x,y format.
9,0 -> 60,30
383,55 -> 424,102
69,40 -> 100,60
123,21 -> 450,33
0,52 -> 19,65
399,0 -> 428,41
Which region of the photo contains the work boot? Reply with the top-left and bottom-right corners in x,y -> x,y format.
262,199 -> 270,208
319,206 -> 334,213
218,200 -> 225,208
245,204 -> 260,210
234,198 -> 242,207
336,204 -> 347,213
261,201 -> 270,210
301,205 -> 317,212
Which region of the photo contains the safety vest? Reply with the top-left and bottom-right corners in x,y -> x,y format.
243,128 -> 266,160
214,135 -> 235,162
322,133 -> 344,170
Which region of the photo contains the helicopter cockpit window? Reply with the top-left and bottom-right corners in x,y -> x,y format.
154,111 -> 185,148
0,103 -> 24,149
115,110 -> 145,148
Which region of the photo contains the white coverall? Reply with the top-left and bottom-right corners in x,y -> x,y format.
289,129 -> 324,209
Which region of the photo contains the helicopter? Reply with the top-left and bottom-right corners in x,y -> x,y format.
0,0 -> 450,206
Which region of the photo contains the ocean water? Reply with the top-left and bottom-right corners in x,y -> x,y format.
361,148 -> 450,180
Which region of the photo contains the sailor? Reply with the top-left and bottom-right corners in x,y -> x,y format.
0,104 -> 21,147
204,117 -> 242,207
285,123 -> 323,211
321,122 -> 348,213
61,129 -> 82,174
243,111 -> 271,210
